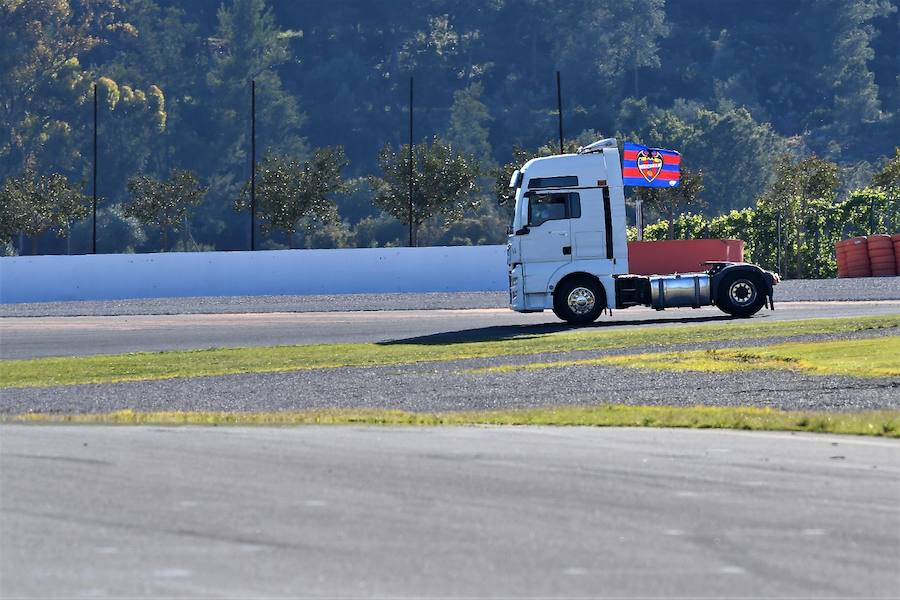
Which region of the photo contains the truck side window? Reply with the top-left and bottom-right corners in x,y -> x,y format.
528,192 -> 581,226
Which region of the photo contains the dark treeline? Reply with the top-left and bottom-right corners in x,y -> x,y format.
1,0 -> 898,259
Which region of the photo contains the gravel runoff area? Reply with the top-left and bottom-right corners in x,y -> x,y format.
3,277 -> 900,317
4,328 -> 898,415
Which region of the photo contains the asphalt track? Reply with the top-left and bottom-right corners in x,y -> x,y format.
2,425 -> 898,599
3,300 -> 900,359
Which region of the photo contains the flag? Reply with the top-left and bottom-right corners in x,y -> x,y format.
622,141 -> 681,188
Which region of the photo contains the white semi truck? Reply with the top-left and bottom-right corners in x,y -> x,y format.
506,138 -> 779,323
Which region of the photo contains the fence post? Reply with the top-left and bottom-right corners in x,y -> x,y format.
776,211 -> 782,275
92,82 -> 98,254
408,76 -> 414,247
250,79 -> 256,251
869,194 -> 876,234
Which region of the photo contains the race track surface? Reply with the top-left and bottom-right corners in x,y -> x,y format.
2,425 -> 898,599
3,300 -> 900,359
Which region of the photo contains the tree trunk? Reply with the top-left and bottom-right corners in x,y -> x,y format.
161,225 -> 167,252
30,235 -> 38,256
667,207 -> 675,240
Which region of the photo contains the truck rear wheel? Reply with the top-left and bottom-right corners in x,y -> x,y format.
716,271 -> 766,317
553,277 -> 605,324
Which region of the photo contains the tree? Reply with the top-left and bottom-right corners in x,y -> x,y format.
754,154 -> 840,278
619,101 -> 782,213
370,137 -> 479,246
125,169 -> 206,251
207,0 -> 305,158
447,82 -> 494,168
235,147 -> 348,243
549,0 -> 669,98
631,168 -> 705,240
0,170 -> 91,253
0,0 -> 130,177
873,147 -> 900,231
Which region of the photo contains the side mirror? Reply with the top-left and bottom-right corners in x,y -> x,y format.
514,226 -> 530,236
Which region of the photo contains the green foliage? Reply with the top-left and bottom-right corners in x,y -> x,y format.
637,153 -> 895,279
633,168 -> 705,239
753,154 -> 840,277
621,102 -> 781,211
448,82 -> 494,168
125,169 -> 206,251
0,0 -> 125,176
0,169 -> 90,248
642,212 -> 709,242
842,187 -> 899,237
3,0 -> 899,253
69,205 -> 147,254
352,213 -> 407,248
370,137 -> 479,246
236,147 -> 348,242
207,0 -> 305,158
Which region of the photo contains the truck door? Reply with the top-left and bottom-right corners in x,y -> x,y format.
519,191 -> 580,294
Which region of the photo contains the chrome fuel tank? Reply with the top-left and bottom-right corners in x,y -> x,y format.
649,273 -> 711,309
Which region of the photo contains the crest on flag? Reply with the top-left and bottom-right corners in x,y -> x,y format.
622,142 -> 681,188
636,149 -> 664,183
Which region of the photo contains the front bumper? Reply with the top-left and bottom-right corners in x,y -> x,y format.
508,265 -> 525,311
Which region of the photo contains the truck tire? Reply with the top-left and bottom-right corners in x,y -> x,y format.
716,271 -> 766,318
553,276 -> 605,324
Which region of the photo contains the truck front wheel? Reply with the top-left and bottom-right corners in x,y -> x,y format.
553,277 -> 605,324
716,272 -> 766,317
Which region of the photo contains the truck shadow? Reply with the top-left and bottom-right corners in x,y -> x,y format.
379,314 -> 740,346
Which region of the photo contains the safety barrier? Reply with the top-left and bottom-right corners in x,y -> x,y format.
0,246 -> 509,304
626,239 -> 744,276
0,238 -> 772,304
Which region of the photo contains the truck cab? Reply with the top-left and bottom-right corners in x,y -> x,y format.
507,138 -> 777,323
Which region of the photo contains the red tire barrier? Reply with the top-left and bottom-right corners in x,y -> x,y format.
867,234 -> 893,250
844,237 -> 871,277
893,234 -> 900,273
864,235 -> 896,276
835,239 -> 850,277
868,249 -> 895,259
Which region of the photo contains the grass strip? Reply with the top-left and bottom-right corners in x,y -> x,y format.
471,335 -> 900,378
1,314 -> 898,388
6,405 -> 899,438
598,336 -> 900,377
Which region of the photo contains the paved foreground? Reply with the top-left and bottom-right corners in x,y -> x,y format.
2,426 -> 898,598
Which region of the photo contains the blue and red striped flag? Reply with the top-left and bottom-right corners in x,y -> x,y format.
622,142 -> 681,188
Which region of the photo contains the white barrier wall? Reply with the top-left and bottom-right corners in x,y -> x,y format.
0,246 -> 508,304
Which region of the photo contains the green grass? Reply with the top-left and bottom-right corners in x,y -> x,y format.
471,335 -> 900,378
599,336 -> 900,377
1,315 -> 898,388
6,405 -> 899,437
